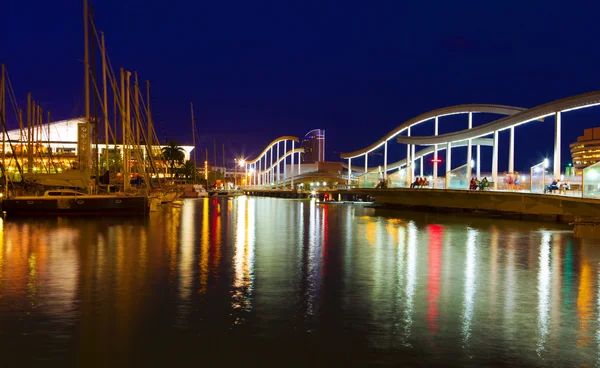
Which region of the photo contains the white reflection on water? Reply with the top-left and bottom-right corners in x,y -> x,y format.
504,234 -> 516,339
462,228 -> 478,348
306,199 -> 322,318
179,200 -> 196,301
536,231 -> 552,356
402,221 -> 417,347
232,197 -> 255,319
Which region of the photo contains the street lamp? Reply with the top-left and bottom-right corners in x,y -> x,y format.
234,158 -> 246,187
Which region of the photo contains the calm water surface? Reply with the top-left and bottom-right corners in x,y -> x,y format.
0,197 -> 599,367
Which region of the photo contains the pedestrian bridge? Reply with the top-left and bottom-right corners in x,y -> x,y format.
242,91 -> 600,205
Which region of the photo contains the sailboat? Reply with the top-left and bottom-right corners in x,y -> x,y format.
1,0 -> 149,216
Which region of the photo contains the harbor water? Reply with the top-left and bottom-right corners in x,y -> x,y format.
0,197 -> 598,366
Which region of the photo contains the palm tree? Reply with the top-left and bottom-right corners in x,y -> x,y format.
161,140 -> 186,176
181,160 -> 196,180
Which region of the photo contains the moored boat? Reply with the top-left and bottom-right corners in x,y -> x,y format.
2,189 -> 149,216
181,184 -> 208,198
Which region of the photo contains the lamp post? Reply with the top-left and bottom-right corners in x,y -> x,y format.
234,158 -> 245,188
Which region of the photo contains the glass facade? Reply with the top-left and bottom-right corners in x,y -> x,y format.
530,162 -> 545,194
582,161 -> 600,198
446,164 -> 469,190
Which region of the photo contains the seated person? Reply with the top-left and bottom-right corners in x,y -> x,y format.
469,177 -> 478,190
410,177 -> 421,188
421,178 -> 429,187
478,177 -> 489,190
560,180 -> 570,194
544,179 -> 559,193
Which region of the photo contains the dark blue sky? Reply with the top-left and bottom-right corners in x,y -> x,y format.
2,0 -> 600,172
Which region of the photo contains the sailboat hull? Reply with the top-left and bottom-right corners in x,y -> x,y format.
2,195 -> 149,216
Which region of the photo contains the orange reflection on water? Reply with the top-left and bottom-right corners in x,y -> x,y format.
576,257 -> 593,347
365,221 -> 377,247
199,198 -> 209,295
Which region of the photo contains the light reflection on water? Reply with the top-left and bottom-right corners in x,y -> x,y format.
0,198 -> 599,366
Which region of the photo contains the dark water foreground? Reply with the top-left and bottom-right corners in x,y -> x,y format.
0,197 -> 598,367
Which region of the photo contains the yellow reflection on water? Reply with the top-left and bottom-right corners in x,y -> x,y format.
536,231 -> 551,356
365,221 -> 377,247
232,197 -> 255,322
27,252 -> 37,306
179,200 -> 196,301
576,254 -> 593,347
199,198 -> 209,295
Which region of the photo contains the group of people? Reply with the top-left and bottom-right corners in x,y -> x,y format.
504,173 -> 521,190
469,176 -> 490,190
410,177 -> 430,188
544,179 -> 570,194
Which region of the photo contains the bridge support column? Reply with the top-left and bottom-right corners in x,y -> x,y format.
406,127 -> 412,186
509,126 -> 515,174
476,145 -> 481,179
433,117 -> 438,188
467,112 -> 473,180
420,156 -> 423,177
270,146 -> 273,185
411,143 -> 415,181
554,111 -> 561,178
291,141 -> 294,188
384,141 -> 388,180
283,140 -> 287,185
258,160 -> 261,186
492,130 -> 499,190
364,153 -> 368,175
276,142 -> 280,186
446,142 -> 452,174
348,157 -> 352,188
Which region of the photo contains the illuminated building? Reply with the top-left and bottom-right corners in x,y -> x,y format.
301,129 -> 325,163
0,118 -> 193,174
570,127 -> 600,174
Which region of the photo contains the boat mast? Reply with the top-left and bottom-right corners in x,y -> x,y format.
1,64 -> 5,195
83,0 -> 91,188
101,31 -> 109,191
191,102 -> 196,183
125,70 -> 132,192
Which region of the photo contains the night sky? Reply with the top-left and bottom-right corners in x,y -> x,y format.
2,0 -> 600,172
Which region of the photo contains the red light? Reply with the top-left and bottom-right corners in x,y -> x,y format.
431,159 -> 442,163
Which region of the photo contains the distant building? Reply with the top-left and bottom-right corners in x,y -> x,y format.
0,118 -> 194,175
570,127 -> 600,173
300,129 -> 325,163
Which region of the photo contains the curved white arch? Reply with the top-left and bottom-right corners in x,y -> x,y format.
257,148 -> 305,174
396,91 -> 600,145
343,138 -> 494,174
340,104 -> 528,159
246,136 -> 299,164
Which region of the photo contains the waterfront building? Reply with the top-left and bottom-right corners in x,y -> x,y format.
300,129 -> 325,163
570,127 -> 600,174
0,118 -> 194,176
